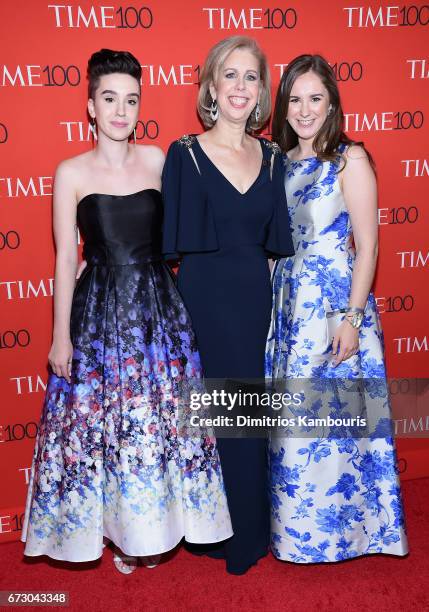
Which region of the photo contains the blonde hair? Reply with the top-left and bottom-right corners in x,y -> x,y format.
197,36 -> 271,132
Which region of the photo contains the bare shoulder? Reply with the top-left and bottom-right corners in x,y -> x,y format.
136,144 -> 165,168
342,144 -> 374,182
345,144 -> 369,161
341,143 -> 376,194
54,152 -> 95,204
56,150 -> 93,180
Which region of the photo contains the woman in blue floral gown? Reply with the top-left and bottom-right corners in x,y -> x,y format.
265,55 -> 408,563
21,49 -> 232,571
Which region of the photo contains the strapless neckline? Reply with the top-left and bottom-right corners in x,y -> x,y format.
77,188 -> 161,208
76,187 -> 163,267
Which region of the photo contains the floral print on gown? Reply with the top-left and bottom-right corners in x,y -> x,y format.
22,190 -> 232,562
265,145 -> 408,562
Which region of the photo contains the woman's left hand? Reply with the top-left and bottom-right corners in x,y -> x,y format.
332,319 -> 360,366
76,259 -> 87,280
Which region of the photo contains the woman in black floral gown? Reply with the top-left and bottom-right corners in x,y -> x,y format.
22,49 -> 232,573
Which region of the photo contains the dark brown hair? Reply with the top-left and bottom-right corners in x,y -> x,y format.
87,49 -> 141,99
272,54 -> 372,165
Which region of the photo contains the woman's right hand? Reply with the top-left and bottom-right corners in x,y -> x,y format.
48,337 -> 73,383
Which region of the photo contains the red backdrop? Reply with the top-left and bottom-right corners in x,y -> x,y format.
1,0 -> 428,543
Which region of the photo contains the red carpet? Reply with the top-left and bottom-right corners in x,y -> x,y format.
1,478 -> 428,612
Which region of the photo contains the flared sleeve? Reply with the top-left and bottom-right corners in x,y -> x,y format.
162,139 -> 218,258
264,149 -> 295,259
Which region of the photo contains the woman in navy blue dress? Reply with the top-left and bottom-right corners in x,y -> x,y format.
162,36 -> 294,574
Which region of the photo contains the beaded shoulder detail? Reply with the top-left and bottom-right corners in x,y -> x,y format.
261,139 -> 281,155
177,134 -> 196,148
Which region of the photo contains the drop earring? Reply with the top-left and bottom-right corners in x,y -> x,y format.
327,105 -> 333,116
90,117 -> 97,143
254,102 -> 261,123
210,98 -> 218,122
133,127 -> 137,145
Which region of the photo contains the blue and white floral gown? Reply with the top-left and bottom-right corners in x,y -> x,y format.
265,145 -> 408,563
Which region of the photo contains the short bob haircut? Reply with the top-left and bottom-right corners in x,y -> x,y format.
197,36 -> 271,132
87,48 -> 142,99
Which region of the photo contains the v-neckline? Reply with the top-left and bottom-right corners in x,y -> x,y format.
194,137 -> 265,197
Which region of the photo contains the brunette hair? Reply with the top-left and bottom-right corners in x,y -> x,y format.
272,54 -> 372,165
197,36 -> 271,132
87,49 -> 141,99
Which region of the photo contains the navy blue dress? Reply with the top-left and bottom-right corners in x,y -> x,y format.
162,135 -> 294,574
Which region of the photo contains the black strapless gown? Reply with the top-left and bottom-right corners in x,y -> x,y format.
22,190 -> 232,562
